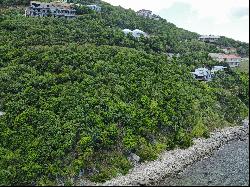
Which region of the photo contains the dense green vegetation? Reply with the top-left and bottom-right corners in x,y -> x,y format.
0,0 -> 249,185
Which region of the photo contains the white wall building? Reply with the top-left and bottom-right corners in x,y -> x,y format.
191,66 -> 227,81
132,29 -> 147,38
191,68 -> 212,81
136,9 -> 161,20
223,54 -> 241,68
136,9 -> 152,18
122,29 -> 148,38
86,5 -> 101,12
211,66 -> 227,75
25,1 -> 76,18
198,35 -> 220,43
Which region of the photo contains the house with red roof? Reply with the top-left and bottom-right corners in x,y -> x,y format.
222,54 -> 241,68
209,53 -> 242,68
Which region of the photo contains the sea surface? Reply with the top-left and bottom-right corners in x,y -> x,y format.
159,138 -> 249,186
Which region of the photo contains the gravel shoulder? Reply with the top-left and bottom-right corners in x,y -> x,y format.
158,138 -> 249,186
77,125 -> 249,186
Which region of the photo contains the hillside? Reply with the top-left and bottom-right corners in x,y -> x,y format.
0,0 -> 249,185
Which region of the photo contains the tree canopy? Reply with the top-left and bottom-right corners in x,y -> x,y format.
0,1 -> 249,185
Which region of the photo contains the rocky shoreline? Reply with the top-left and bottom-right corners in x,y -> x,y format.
77,125 -> 249,186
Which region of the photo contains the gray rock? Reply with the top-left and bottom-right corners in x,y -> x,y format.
128,153 -> 140,166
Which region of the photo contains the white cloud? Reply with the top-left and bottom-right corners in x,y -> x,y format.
103,0 -> 249,42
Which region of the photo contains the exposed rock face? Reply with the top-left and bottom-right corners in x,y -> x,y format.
76,125 -> 249,186
128,153 -> 141,166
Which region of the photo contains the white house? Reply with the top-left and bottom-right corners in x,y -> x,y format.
209,53 -> 242,68
122,29 -> 147,38
0,111 -> 5,116
136,9 -> 152,18
86,5 -> 101,12
132,29 -> 147,38
25,1 -> 76,18
198,35 -> 220,43
136,9 -> 161,20
191,68 -> 212,81
211,66 -> 227,76
122,29 -> 133,35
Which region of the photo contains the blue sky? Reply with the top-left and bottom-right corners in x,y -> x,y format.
103,0 -> 249,43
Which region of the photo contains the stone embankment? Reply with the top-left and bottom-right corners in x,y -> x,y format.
77,125 -> 249,186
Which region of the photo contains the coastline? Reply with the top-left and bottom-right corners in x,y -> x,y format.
76,125 -> 249,186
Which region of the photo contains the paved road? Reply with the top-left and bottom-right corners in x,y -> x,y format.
159,138 -> 249,186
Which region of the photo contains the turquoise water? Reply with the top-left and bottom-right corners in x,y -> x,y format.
159,138 -> 249,186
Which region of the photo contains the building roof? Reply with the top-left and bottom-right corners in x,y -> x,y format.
133,29 -> 145,33
137,9 -> 152,13
122,29 -> 133,34
123,29 -> 147,37
211,66 -> 226,72
132,29 -> 147,37
30,1 -> 74,9
199,35 -> 220,39
209,53 -> 224,58
193,68 -> 210,76
222,54 -> 241,59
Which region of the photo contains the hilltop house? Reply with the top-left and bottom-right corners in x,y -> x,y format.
25,1 -> 76,18
191,66 -> 227,81
132,29 -> 148,38
136,9 -> 152,18
209,53 -> 241,68
211,66 -> 227,76
122,29 -> 148,38
136,9 -> 161,20
86,5 -> 101,12
223,54 -> 241,68
191,68 -> 212,81
198,35 -> 220,43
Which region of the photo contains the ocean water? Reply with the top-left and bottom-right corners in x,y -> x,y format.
159,138 -> 249,186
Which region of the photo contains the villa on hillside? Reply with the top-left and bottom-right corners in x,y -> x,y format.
223,54 -> 241,67
191,66 -> 227,81
221,47 -> 237,54
0,111 -> 4,116
86,5 -> 101,12
136,9 -> 152,17
191,68 -> 212,81
122,29 -> 148,38
209,53 -> 241,68
25,1 -> 76,18
211,66 -> 227,76
198,35 -> 220,43
136,9 -> 161,20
